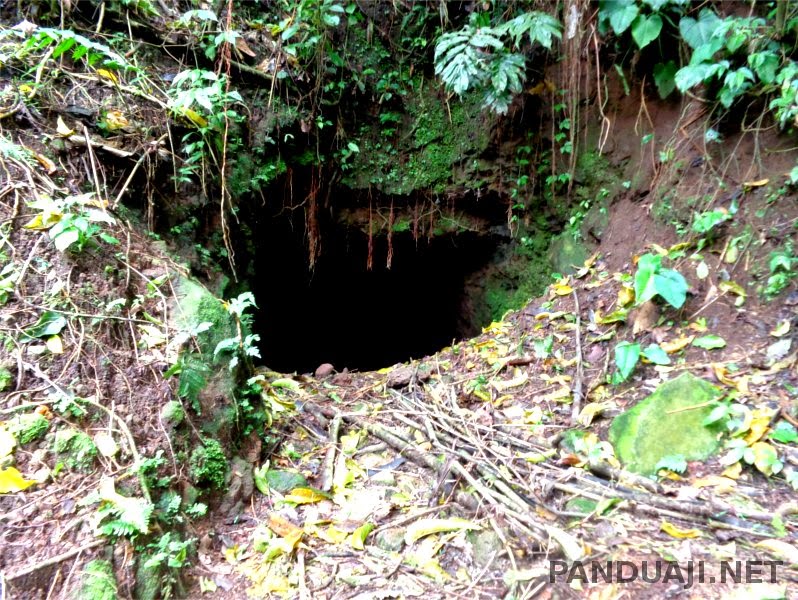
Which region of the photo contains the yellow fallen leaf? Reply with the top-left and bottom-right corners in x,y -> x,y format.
56,116 -> 74,136
314,525 -> 348,544
744,409 -> 774,445
692,475 -> 736,492
103,109 -> 129,131
689,320 -> 708,333
668,242 -> 691,254
719,281 -> 746,307
661,335 -> 694,354
284,487 -> 327,504
267,513 -> 303,538
32,151 -> 57,174
404,517 -> 481,545
743,178 -> 769,188
95,68 -> 119,84
721,461 -> 742,479
770,320 -> 790,338
551,281 -> 573,296
23,211 -> 62,231
618,286 -> 634,307
660,521 -> 702,539
350,522 -> 374,550
492,371 -> 528,392
0,467 -> 36,493
754,539 -> 798,564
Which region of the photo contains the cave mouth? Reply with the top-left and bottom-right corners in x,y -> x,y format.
243,206 -> 504,374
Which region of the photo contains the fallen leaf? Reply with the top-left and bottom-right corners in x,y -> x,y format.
46,335 -> 63,354
0,467 -> 36,493
95,68 -> 119,84
661,335 -> 694,354
56,116 -> 74,136
743,178 -> 769,188
770,320 -> 790,338
350,522 -> 374,550
754,539 -> 798,564
719,281 -> 746,307
283,487 -> 328,505
404,517 -> 480,545
660,521 -> 701,539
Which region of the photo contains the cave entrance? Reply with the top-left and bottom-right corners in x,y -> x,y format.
243,204 -> 503,374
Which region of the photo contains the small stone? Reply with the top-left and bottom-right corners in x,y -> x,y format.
315,363 -> 335,378
375,528 -> 405,552
160,400 -> 184,427
470,530 -> 504,567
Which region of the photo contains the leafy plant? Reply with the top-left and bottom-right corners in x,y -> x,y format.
634,253 -> 688,309
613,341 -> 641,383
214,292 -> 261,371
764,244 -> 795,299
434,11 -> 561,114
80,560 -> 118,600
54,429 -> 97,470
23,194 -> 118,253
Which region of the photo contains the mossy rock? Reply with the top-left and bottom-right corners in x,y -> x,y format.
80,559 -> 118,600
609,373 -> 724,476
548,232 -> 588,274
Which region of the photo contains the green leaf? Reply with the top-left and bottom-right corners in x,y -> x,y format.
614,341 -> 641,382
692,209 -> 729,234
24,311 -> 67,339
634,253 -> 662,305
692,335 -> 726,350
703,402 -> 730,426
748,51 -> 779,85
770,422 -> 798,444
642,344 -> 671,365
654,454 -> 687,474
653,269 -> 687,309
679,9 -> 722,50
52,228 -> 81,252
600,0 -> 639,35
631,13 -> 662,49
653,61 -> 677,98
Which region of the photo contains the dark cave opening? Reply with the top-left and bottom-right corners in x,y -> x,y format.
244,208 -> 503,374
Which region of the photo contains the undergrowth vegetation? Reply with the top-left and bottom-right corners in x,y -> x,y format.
0,0 -> 797,597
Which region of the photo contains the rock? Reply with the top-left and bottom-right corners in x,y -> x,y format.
609,372 -> 724,476
219,456 -> 254,516
374,527 -> 405,552
135,553 -> 160,600
386,365 -> 430,388
470,530 -> 504,567
79,559 -> 117,600
159,400 -> 184,427
315,363 -> 335,378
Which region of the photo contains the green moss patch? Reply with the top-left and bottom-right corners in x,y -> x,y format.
609,373 -> 724,476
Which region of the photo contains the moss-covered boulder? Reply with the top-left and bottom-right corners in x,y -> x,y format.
609,373 -> 724,476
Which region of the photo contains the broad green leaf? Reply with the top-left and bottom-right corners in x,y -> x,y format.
52,228 -> 80,252
255,467 -> 308,494
748,51 -> 779,85
692,209 -> 729,234
692,335 -> 726,350
631,14 -> 662,49
679,9 -> 722,50
770,422 -> 798,444
653,61 -> 677,98
601,0 -> 639,35
654,269 -> 688,309
642,344 -> 670,365
614,341 -> 640,381
24,311 -> 67,339
634,253 -> 661,305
